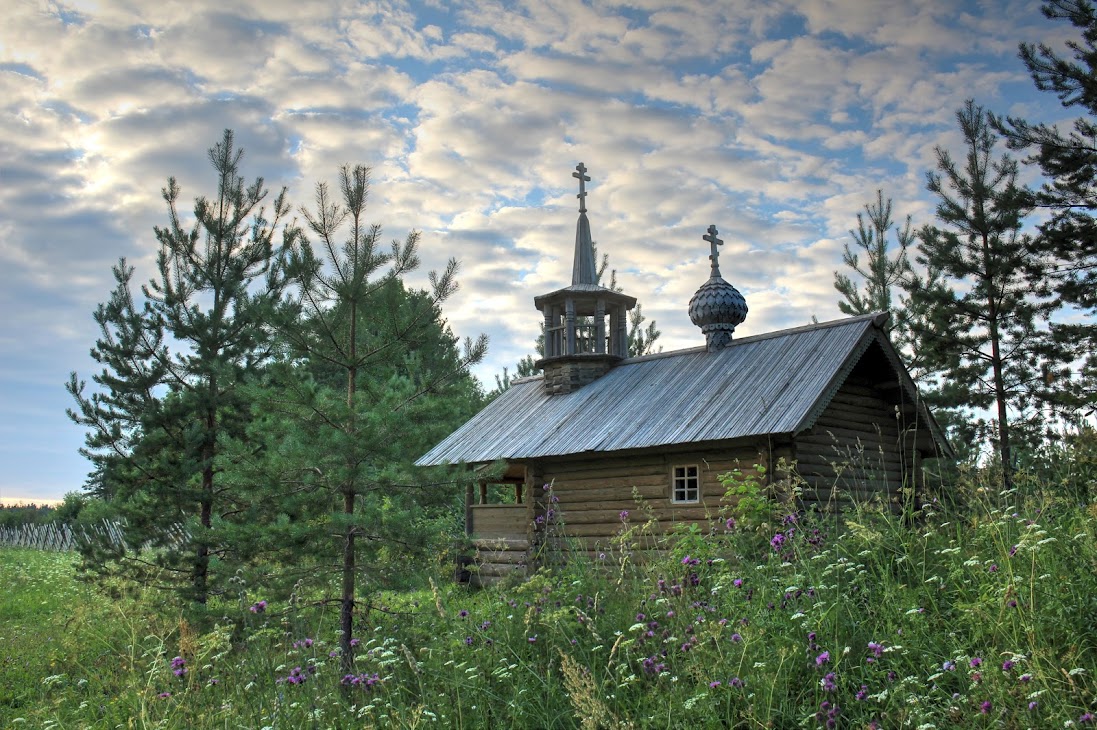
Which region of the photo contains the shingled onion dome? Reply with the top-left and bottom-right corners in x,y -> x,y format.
688,224 -> 747,352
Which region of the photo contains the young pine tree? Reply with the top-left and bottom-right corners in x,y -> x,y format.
908,101 -> 1061,491
68,130 -> 298,608
252,165 -> 486,675
834,190 -> 913,325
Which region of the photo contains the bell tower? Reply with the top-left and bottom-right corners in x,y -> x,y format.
534,163 -> 636,395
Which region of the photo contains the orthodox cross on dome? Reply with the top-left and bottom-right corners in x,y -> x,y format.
573,162 -> 591,214
703,224 -> 723,277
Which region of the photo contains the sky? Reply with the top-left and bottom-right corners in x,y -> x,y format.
0,0 -> 1074,504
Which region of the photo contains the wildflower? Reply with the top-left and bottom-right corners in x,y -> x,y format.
350,638 -> 360,647
1002,660 -> 1014,672
855,684 -> 868,701
770,533 -> 785,551
725,517 -> 736,531
980,700 -> 992,714
867,641 -> 884,658
969,657 -> 982,668
458,609 -> 469,618
249,600 -> 267,613
709,681 -> 721,688
816,651 -> 830,666
1028,701 -> 1038,711
480,620 -> 491,630
821,672 -> 837,692
731,633 -> 742,643
620,510 -> 629,522
465,636 -> 473,646
528,635 -> 537,643
170,656 -> 187,678
158,691 -> 171,699
598,552 -> 606,560
1009,544 -> 1018,557
207,678 -> 219,686
733,578 -> 743,588
988,564 -> 999,573
1007,599 -> 1018,608
1081,712 -> 1095,724
1019,673 -> 1031,682
942,660 -> 955,671
728,676 -> 744,688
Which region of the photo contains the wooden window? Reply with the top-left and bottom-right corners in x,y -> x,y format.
671,465 -> 699,503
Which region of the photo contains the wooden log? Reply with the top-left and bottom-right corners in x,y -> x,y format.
471,562 -> 523,578
472,536 -> 529,549
555,505 -> 722,525
474,550 -> 528,564
550,482 -> 667,501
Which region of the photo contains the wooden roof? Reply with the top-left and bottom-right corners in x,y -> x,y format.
417,312 -> 951,466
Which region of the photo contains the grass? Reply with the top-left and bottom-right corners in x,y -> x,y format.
2,487 -> 1096,729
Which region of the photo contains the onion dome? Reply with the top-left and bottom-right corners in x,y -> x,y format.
688,224 -> 747,351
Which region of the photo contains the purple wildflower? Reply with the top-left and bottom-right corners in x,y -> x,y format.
731,633 -> 742,643
816,651 -> 830,666
458,609 -> 469,618
249,600 -> 267,613
709,681 -> 721,688
1081,712 -> 1095,724
980,700 -> 992,714
1029,701 -> 1038,711
728,676 -> 744,688
619,510 -> 629,522
725,517 -> 736,531
733,578 -> 743,588
158,691 -> 171,699
1002,660 -> 1015,672
970,657 -> 982,668
821,672 -> 837,692
770,533 -> 785,551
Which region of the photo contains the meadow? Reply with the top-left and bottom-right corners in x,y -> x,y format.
2,480 -> 1096,729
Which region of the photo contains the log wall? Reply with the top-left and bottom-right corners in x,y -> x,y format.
795,368 -> 919,511
534,443 -> 768,552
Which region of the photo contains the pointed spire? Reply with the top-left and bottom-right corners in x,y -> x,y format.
571,162 -> 598,285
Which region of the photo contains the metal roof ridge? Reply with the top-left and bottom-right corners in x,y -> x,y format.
618,312 -> 887,366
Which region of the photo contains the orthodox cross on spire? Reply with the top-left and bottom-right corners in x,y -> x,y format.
573,162 -> 590,214
703,224 -> 723,277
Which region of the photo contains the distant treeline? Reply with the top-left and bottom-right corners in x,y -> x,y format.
0,493 -> 91,529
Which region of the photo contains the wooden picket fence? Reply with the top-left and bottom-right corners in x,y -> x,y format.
0,519 -> 189,552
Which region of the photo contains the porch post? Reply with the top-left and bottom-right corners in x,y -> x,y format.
464,482 -> 473,537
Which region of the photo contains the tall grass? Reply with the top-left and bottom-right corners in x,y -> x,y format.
2,480 -> 1095,728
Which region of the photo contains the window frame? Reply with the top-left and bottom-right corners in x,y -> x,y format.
670,464 -> 700,504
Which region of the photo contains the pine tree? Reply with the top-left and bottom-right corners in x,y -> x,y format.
992,0 -> 1097,412
253,165 -> 486,674
68,130 -> 298,608
834,190 -> 913,324
908,101 -> 1060,491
